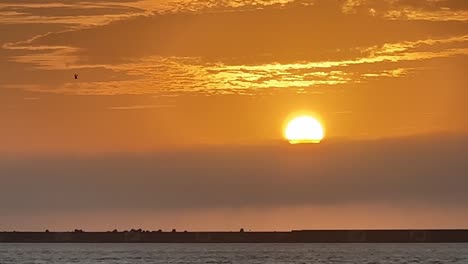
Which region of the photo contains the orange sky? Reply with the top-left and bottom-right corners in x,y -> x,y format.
0,0 -> 467,230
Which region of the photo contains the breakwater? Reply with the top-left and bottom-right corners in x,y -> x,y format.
1,230 -> 467,243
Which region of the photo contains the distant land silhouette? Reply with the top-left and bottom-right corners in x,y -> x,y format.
1,230 -> 467,243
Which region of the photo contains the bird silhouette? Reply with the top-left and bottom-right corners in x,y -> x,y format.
74,74 -> 78,80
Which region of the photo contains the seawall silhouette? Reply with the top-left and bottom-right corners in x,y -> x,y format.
1,230 -> 468,243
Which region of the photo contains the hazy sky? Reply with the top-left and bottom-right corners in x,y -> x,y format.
0,0 -> 467,230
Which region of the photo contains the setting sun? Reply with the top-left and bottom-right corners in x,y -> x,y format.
285,116 -> 325,144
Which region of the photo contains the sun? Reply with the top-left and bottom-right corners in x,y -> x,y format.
284,116 -> 325,144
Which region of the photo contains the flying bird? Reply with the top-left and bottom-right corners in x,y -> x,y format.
74,74 -> 78,80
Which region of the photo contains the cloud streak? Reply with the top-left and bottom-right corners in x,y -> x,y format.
109,104 -> 174,110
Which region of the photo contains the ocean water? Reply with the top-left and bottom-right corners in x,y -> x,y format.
0,243 -> 467,263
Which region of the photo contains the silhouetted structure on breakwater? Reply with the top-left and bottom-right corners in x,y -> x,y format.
1,230 -> 468,243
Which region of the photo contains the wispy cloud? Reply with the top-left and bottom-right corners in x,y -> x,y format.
0,2 -> 151,26
109,104 -> 174,110
384,8 -> 468,21
342,0 -> 468,21
1,0 -> 466,96
23,97 -> 40,100
6,35 -> 467,95
131,0 -> 298,13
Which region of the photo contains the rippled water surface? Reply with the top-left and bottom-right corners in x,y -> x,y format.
1,243 -> 467,263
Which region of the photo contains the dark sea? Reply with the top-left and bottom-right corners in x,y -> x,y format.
0,243 -> 467,263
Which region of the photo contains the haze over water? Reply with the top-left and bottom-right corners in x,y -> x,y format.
1,0 -> 467,232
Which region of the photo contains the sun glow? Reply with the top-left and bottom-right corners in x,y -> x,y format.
284,116 -> 325,144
